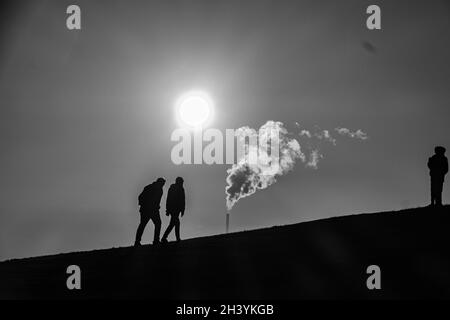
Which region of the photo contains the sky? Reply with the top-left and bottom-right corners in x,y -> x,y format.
1,0 -> 450,260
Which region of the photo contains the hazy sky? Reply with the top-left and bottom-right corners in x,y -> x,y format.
1,0 -> 450,260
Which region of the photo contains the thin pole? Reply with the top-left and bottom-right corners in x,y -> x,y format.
226,213 -> 230,233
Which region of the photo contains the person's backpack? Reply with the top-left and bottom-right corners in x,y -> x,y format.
138,183 -> 155,207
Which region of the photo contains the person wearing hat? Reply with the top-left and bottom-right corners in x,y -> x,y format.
427,146 -> 448,207
135,177 -> 166,246
161,177 -> 185,243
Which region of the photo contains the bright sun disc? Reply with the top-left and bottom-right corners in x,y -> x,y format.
176,91 -> 213,128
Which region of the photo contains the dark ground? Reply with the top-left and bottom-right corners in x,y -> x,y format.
1,206 -> 450,299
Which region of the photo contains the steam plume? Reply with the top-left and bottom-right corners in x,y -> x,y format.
335,127 -> 368,140
226,121 -> 303,210
225,122 -> 368,210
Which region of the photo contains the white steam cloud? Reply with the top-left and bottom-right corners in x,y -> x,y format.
306,149 -> 322,169
225,121 -> 304,211
225,121 -> 368,210
335,127 -> 368,140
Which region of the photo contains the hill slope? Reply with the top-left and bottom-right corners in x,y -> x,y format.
1,206 -> 450,299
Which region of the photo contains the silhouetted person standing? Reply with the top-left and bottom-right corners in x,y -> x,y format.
161,177 -> 185,243
428,146 -> 448,207
135,177 -> 166,246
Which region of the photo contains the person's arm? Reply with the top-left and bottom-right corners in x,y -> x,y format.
165,188 -> 171,215
181,189 -> 185,217
427,157 -> 432,170
445,158 -> 449,175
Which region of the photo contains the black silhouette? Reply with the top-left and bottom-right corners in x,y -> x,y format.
134,177 -> 166,246
161,177 -> 185,243
2,206 -> 450,299
428,146 -> 448,207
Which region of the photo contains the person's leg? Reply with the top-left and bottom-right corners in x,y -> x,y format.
437,180 -> 444,206
151,213 -> 162,244
174,215 -> 181,242
135,213 -> 150,246
431,178 -> 437,206
162,215 -> 175,241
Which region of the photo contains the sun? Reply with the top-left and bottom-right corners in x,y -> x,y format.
176,90 -> 214,129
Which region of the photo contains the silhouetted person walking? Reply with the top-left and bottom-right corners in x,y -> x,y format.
135,177 -> 166,246
428,146 -> 448,207
161,177 -> 185,243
